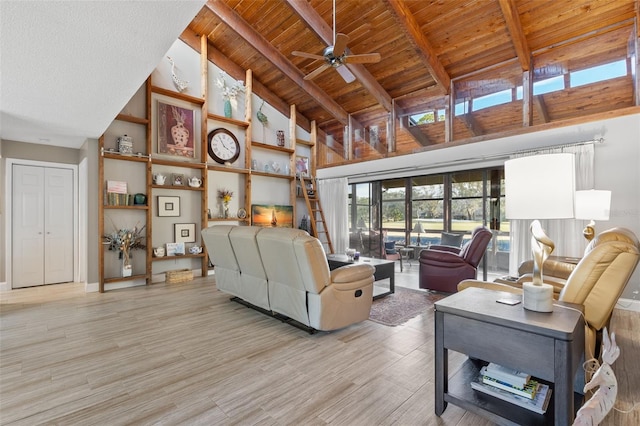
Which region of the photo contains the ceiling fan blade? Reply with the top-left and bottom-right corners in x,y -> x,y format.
304,63 -> 331,80
333,33 -> 349,57
344,53 -> 381,64
336,65 -> 356,83
292,51 -> 325,61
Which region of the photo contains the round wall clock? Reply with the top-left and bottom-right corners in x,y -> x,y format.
208,128 -> 240,164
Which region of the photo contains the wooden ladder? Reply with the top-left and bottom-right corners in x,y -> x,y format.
299,175 -> 334,254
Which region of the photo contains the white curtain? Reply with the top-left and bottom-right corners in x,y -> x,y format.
508,144 -> 594,276
317,177 -> 349,254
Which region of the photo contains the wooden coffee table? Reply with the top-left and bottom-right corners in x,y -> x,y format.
326,254 -> 395,299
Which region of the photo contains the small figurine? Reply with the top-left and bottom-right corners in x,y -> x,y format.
167,56 -> 189,92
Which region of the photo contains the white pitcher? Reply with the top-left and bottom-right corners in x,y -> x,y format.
153,174 -> 166,185
188,177 -> 202,187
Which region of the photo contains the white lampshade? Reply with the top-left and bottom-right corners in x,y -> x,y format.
505,153 -> 576,219
575,190 -> 611,221
412,221 -> 424,234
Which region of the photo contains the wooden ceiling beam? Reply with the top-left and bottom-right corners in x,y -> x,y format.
180,28 -> 312,132
284,0 -> 393,113
204,0 -> 349,125
533,95 -> 550,123
399,116 -> 432,146
498,0 -> 531,71
384,0 -> 451,94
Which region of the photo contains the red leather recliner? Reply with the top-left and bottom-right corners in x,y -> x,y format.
419,226 -> 493,292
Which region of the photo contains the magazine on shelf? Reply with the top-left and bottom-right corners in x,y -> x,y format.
484,362 -> 531,388
471,375 -> 552,414
480,366 -> 537,399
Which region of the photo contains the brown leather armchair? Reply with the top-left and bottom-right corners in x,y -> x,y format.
419,226 -> 493,292
459,227 -> 640,359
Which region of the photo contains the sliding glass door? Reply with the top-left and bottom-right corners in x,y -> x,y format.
348,165 -> 508,278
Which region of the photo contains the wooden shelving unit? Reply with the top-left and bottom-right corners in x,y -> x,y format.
99,38 -> 319,290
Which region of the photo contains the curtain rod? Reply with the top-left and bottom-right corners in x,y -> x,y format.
342,137 -> 604,181
476,137 -> 604,162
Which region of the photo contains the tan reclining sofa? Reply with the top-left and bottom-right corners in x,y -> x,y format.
201,225 -> 375,332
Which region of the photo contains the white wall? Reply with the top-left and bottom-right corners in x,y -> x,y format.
318,112 -> 640,299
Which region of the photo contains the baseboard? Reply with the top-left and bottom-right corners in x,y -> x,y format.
86,279 -> 146,292
0,281 -> 9,292
616,297 -> 640,313
85,281 -> 100,292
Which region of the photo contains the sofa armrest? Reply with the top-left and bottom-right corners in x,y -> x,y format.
425,245 -> 461,254
419,249 -> 466,265
330,263 -> 375,283
458,279 -> 524,294
516,273 -> 566,295
517,257 -> 578,280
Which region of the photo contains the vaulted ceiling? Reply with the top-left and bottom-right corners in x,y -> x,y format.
2,1 -> 637,156
183,0 -> 638,162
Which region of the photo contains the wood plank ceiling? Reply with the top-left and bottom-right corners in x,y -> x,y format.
182,0 -> 638,165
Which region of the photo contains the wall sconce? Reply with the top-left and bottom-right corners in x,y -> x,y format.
505,153 -> 575,312
575,190 -> 611,241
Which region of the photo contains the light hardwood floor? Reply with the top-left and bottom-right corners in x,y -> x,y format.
1,274 -> 638,425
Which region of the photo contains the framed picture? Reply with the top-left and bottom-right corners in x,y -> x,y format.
166,242 -> 185,256
157,196 -> 180,217
157,100 -> 195,158
172,173 -> 184,186
251,204 -> 293,228
174,223 -> 196,243
295,155 -> 309,177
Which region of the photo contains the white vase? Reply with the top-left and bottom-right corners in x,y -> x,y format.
122,252 -> 132,277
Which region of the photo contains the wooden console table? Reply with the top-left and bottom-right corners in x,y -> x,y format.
434,287 -> 585,425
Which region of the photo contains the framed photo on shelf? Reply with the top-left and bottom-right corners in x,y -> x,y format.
157,196 -> 180,217
295,155 -> 309,177
251,204 -> 293,228
172,173 -> 184,186
157,100 -> 195,158
174,223 -> 196,243
166,242 -> 185,256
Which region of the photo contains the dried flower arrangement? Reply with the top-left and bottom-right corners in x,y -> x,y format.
103,223 -> 146,259
218,189 -> 233,203
215,71 -> 245,100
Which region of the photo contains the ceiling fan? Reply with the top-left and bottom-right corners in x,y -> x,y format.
292,0 -> 381,83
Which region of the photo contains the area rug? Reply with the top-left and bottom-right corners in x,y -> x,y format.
369,287 -> 447,326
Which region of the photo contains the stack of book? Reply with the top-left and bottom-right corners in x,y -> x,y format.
471,363 -> 552,414
105,180 -> 133,206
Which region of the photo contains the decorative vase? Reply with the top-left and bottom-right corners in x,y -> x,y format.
223,99 -> 232,118
122,251 -> 132,277
170,106 -> 189,147
223,201 -> 230,218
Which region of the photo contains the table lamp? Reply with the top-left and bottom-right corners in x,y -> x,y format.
412,221 -> 425,245
505,153 -> 575,312
575,189 -> 611,241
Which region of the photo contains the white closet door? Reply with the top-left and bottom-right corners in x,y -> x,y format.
12,165 -> 45,287
44,167 -> 74,284
12,164 -> 74,288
